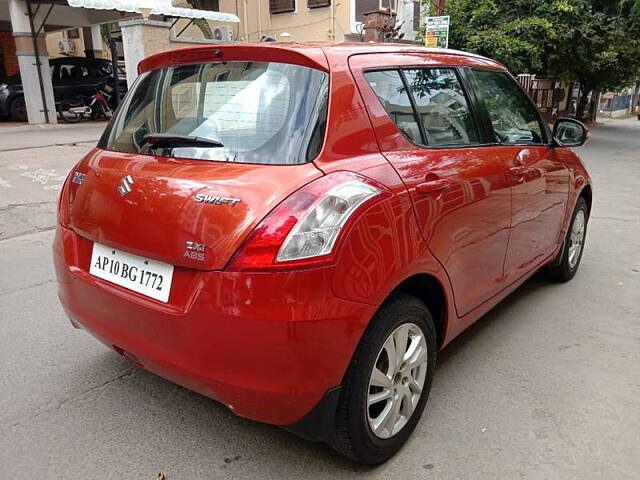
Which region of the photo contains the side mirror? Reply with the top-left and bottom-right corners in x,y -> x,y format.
552,117 -> 589,147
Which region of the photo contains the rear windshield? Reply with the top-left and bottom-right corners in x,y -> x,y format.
98,61 -> 329,165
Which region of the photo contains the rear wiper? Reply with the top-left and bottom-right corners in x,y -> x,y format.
142,133 -> 224,149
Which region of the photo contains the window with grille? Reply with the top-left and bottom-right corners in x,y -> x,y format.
270,0 -> 296,14
175,0 -> 219,9
308,0 -> 330,8
199,0 -> 220,10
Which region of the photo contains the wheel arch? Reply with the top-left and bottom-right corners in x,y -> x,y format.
579,184 -> 593,215
386,273 -> 448,348
291,272 -> 449,450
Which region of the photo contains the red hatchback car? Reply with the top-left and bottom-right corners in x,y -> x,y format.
54,43 -> 592,463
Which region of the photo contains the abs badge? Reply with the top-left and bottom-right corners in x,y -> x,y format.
184,241 -> 206,261
118,175 -> 134,197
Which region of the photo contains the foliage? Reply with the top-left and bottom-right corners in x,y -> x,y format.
556,1 -> 640,94
419,0 -> 640,118
100,23 -> 112,46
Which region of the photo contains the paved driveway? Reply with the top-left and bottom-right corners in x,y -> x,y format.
0,118 -> 638,479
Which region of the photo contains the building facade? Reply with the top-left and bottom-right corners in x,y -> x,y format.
1,1 -> 423,124
40,1 -> 423,65
173,0 -> 422,43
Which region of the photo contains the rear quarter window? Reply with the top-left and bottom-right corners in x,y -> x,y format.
403,68 -> 478,146
364,70 -> 422,144
364,67 -> 479,147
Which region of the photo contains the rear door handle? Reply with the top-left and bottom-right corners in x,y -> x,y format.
416,179 -> 450,195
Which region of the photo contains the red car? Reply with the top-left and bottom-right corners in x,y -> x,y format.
53,43 -> 592,463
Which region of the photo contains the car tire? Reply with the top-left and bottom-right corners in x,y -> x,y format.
333,294 -> 437,464
9,96 -> 27,122
542,197 -> 589,282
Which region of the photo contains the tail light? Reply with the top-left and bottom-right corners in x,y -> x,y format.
58,166 -> 86,227
226,172 -> 388,271
57,170 -> 74,227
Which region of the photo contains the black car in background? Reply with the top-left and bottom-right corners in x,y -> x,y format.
0,57 -> 126,121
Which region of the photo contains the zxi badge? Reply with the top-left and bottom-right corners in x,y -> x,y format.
184,241 -> 206,261
118,175 -> 134,197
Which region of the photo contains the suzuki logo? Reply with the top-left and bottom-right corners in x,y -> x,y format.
118,175 -> 134,197
72,171 -> 86,185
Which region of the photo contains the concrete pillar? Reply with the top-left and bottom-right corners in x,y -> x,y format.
82,25 -> 103,58
8,0 -> 57,124
120,19 -> 172,88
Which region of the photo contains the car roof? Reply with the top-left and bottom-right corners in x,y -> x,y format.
138,42 -> 507,74
317,42 -> 506,68
50,57 -> 111,64
316,42 -> 486,57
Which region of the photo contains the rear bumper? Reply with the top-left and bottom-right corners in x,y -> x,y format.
53,224 -> 375,426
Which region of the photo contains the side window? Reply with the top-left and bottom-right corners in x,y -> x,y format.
473,70 -> 544,144
364,70 -> 422,144
403,68 -> 479,146
56,64 -> 76,84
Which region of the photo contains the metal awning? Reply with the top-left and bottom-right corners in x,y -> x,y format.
65,0 -> 240,23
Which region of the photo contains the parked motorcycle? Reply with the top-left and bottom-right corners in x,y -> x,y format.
56,81 -> 117,123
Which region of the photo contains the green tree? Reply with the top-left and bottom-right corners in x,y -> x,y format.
422,0 -> 640,120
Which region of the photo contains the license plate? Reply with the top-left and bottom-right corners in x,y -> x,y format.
89,243 -> 174,303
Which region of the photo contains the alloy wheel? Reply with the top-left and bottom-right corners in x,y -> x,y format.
367,322 -> 428,439
568,209 -> 586,269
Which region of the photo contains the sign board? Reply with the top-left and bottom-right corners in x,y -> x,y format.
425,16 -> 450,49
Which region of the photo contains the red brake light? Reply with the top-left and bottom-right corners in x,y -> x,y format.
226,172 -> 388,271
168,48 -> 222,65
57,170 -> 74,227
